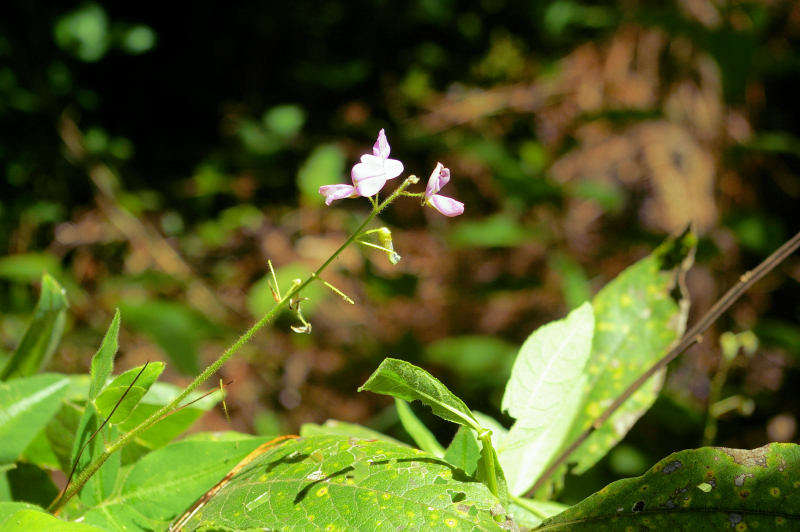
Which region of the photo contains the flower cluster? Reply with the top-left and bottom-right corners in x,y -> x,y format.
318,129 -> 463,217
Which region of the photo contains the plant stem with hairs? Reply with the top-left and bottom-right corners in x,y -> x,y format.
49,175 -> 419,513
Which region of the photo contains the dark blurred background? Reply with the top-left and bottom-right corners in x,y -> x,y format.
2,0 -> 800,503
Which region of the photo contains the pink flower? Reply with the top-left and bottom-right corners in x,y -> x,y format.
424,162 -> 464,217
350,129 -> 404,197
318,183 -> 357,205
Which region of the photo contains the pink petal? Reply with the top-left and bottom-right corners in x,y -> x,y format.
318,184 -> 356,205
425,162 -> 450,198
428,194 -> 464,217
383,158 -> 404,180
351,160 -> 384,183
372,128 -> 390,159
360,154 -> 382,165
354,174 -> 388,197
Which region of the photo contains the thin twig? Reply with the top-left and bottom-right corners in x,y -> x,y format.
528,228 -> 800,495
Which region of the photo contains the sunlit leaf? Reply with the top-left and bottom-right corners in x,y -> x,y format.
0,374 -> 69,464
0,274 -> 68,380
540,443 -> 800,530
78,437 -> 268,531
498,302 -> 594,495
2,508 -> 104,531
176,435 -> 508,530
508,497 -> 568,529
359,358 -> 480,431
562,230 -> 695,477
93,362 -> 164,424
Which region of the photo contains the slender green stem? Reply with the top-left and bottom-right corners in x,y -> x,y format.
50,175 -> 420,513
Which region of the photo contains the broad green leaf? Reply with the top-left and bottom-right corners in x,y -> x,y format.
177,435 -> 509,530
78,437 -> 268,531
121,300 -> 219,374
444,427 -> 481,476
508,498 -> 568,529
94,362 -> 164,424
3,508 -> 104,531
359,358 -> 480,431
299,419 -> 406,446
0,374 -> 69,464
538,443 -> 800,530
498,302 -> 594,495
396,398 -> 445,457
562,231 -> 695,476
0,274 -> 68,380
0,502 -> 39,526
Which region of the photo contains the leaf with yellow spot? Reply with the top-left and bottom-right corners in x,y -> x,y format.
538,443 -> 800,530
558,230 -> 695,479
174,435 -> 506,531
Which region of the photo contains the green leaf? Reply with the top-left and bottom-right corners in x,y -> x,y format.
0,502 -> 39,526
539,443 -> 800,530
87,310 -> 121,400
3,508 -> 105,531
0,274 -> 68,380
299,419 -> 406,446
444,427 -> 481,476
396,398 -> 445,457
177,435 -> 508,530
78,437 -> 268,531
508,498 -> 568,529
70,311 -> 123,503
562,231 -> 695,476
0,374 -> 69,464
498,302 -> 594,495
296,144 -> 346,205
94,362 -> 164,424
359,358 -> 480,431
116,382 -> 221,464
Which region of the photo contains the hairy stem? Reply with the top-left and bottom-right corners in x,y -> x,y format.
527,228 -> 800,495
50,175 -> 419,513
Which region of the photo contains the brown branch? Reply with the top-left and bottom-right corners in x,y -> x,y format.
528,228 -> 800,495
